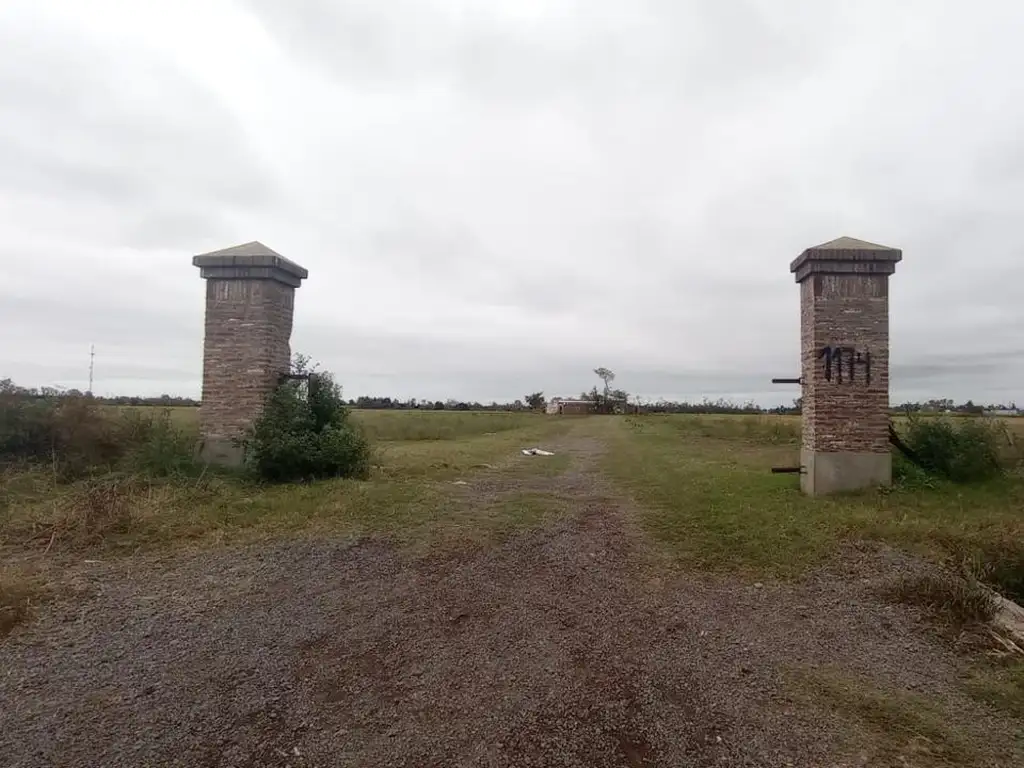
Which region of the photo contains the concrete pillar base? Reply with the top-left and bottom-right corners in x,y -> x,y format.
800,449 -> 891,496
198,438 -> 246,468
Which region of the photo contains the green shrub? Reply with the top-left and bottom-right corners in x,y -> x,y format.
900,416 -> 1004,483
117,409 -> 198,478
0,394 -> 57,462
0,392 -> 196,479
248,362 -> 371,483
1,393 -> 123,477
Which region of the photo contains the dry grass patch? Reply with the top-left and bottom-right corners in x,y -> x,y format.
49,475 -> 146,547
884,570 -> 998,627
0,567 -> 47,637
5,475 -> 214,552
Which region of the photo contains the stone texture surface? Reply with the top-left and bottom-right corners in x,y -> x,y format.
793,238 -> 901,495
195,244 -> 306,465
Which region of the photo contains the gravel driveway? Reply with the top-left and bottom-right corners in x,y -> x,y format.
2,438 -> 1020,767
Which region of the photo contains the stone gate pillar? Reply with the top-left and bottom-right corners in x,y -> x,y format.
193,242 -> 308,466
791,237 -> 901,495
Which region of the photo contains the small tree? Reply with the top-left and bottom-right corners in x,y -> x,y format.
525,392 -> 546,410
248,356 -> 371,483
594,367 -> 615,397
593,368 -> 615,413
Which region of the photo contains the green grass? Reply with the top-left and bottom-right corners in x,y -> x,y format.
626,413 -> 801,444
15,410 -> 1023,582
965,659 -> 1024,718
790,668 -> 1013,766
5,408 -> 1023,745
108,406 -> 547,442
435,491 -> 571,550
1,410 -> 573,553
491,492 -> 566,528
597,415 -> 1024,576
352,409 -> 542,441
113,404 -> 199,429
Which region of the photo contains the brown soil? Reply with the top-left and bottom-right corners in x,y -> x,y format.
1,435 -> 1020,767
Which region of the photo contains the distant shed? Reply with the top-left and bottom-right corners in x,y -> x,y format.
547,398 -> 593,415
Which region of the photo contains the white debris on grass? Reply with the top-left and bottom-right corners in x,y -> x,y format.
521,448 -> 555,456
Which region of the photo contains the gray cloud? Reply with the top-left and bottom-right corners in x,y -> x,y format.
1,0 -> 1023,406
241,0 -> 843,112
0,8 -> 275,247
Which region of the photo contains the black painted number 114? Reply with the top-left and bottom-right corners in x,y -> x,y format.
820,346 -> 871,384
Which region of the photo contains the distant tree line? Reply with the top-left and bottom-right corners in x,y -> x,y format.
347,396 -> 1018,415
347,396 -> 529,411
0,380 -> 200,407
1,378 -> 1017,416
893,398 -> 1018,415
640,398 -> 770,415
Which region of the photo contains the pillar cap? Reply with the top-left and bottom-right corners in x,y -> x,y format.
790,236 -> 901,283
193,241 -> 308,288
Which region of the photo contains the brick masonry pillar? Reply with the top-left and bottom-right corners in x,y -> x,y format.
193,242 -> 308,466
791,237 -> 902,495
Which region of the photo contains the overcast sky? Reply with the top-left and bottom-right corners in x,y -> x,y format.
1,1 -> 1022,406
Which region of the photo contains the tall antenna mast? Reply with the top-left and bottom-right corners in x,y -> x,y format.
88,344 -> 95,395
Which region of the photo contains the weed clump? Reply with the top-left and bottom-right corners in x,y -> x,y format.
937,537 -> 1024,604
49,475 -> 145,547
978,544 -> 1024,604
248,360 -> 371,483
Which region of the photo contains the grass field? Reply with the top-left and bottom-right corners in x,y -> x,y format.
1,408 -> 574,551
603,413 -> 1024,575
3,407 -> 1023,763
5,407 -> 1022,566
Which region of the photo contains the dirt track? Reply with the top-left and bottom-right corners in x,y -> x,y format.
1,435 -> 1020,767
